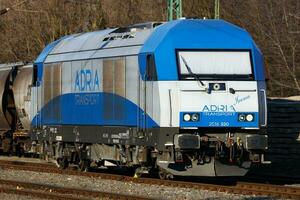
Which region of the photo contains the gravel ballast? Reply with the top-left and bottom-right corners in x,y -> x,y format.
0,168 -> 282,200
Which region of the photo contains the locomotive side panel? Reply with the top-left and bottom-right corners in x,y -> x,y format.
32,55 -> 155,134
42,63 -> 62,124
126,56 -> 140,127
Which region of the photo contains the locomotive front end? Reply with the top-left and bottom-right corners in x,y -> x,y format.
173,50 -> 268,176
141,19 -> 269,177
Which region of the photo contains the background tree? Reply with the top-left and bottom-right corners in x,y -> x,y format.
0,0 -> 299,97
221,0 -> 300,96
0,0 -> 106,62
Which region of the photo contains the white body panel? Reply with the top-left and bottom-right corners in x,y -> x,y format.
152,81 -> 259,127
180,81 -> 258,112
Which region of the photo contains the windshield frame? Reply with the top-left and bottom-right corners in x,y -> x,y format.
176,49 -> 255,81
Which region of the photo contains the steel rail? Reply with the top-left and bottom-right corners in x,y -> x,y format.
0,160 -> 299,199
0,179 -> 151,200
0,187 -> 84,200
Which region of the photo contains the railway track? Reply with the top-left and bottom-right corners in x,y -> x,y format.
0,178 -> 151,200
0,159 -> 299,199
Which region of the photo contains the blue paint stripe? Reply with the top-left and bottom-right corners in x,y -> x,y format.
180,112 -> 259,128
31,92 -> 159,128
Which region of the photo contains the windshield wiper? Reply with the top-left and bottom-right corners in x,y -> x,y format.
180,55 -> 205,86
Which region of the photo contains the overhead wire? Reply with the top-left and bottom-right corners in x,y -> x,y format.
11,0 -> 29,8
1,0 -> 101,16
2,0 -> 47,15
0,0 -> 29,15
64,0 -> 100,5
12,9 -> 46,14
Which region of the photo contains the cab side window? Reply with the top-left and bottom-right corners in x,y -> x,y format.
146,54 -> 157,81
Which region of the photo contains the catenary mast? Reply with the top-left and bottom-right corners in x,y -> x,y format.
167,0 -> 182,21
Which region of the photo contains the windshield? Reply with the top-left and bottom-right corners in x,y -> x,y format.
178,51 -> 253,80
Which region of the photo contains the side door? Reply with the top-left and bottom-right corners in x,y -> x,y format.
139,54 -> 156,131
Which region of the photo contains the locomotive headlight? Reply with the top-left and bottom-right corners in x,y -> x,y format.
238,114 -> 246,122
213,83 -> 221,91
183,114 -> 191,121
246,114 -> 254,122
191,113 -> 199,122
238,113 -> 254,122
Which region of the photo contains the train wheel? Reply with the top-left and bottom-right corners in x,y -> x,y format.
57,157 -> 69,169
158,169 -> 174,180
2,138 -> 12,155
17,142 -> 25,157
78,159 -> 90,172
133,167 -> 143,178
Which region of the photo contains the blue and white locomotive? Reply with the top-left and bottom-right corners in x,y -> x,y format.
30,19 -> 268,177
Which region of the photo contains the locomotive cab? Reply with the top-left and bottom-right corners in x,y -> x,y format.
139,19 -> 268,177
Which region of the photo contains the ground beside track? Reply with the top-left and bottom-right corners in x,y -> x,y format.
0,193 -> 42,200
0,167 -> 282,200
0,156 -> 298,199
0,156 -> 49,164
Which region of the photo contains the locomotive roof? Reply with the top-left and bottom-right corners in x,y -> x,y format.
139,19 -> 265,81
35,19 -> 264,80
47,22 -> 162,57
141,19 -> 255,52
39,24 -> 156,63
49,28 -> 154,54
